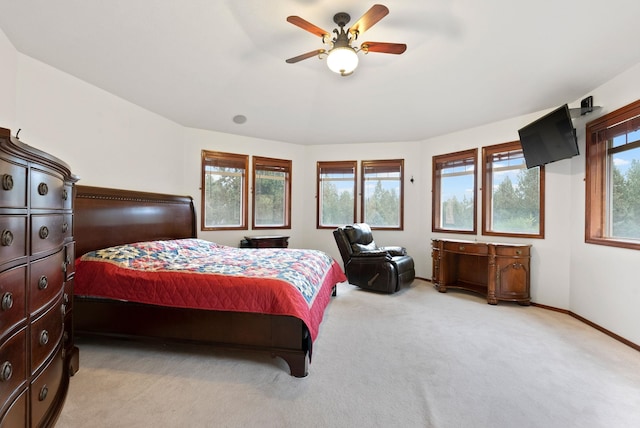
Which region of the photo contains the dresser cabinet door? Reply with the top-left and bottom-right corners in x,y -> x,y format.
495,246 -> 531,303
496,260 -> 530,300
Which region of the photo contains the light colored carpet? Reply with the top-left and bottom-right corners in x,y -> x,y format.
57,280 -> 640,428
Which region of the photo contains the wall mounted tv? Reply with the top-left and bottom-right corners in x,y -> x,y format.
518,104 -> 579,169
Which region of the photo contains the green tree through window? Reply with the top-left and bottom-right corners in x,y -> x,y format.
317,161 -> 356,228
586,100 -> 640,250
483,141 -> 545,238
492,168 -> 540,233
201,150 -> 248,230
610,146 -> 640,239
253,156 -> 291,229
432,149 -> 477,234
362,159 -> 404,230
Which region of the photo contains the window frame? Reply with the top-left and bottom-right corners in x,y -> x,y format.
252,156 -> 292,230
432,148 -> 478,234
361,159 -> 404,230
482,141 -> 545,238
201,150 -> 248,231
585,99 -> 640,250
316,160 -> 357,229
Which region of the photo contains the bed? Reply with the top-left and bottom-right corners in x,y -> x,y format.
72,185 -> 346,377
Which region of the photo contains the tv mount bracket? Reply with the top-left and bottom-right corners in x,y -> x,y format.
569,96 -> 601,118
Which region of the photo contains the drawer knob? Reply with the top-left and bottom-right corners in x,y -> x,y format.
39,330 -> 49,346
516,250 -> 522,255
1,292 -> 13,311
38,275 -> 48,290
39,385 -> 49,401
459,246 -> 465,251
1,229 -> 13,246
37,182 -> 49,196
39,225 -> 49,239
0,361 -> 12,382
1,173 -> 13,191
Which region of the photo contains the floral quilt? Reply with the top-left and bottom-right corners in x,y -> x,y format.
75,239 -> 346,340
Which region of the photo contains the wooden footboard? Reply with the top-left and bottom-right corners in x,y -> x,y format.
74,298 -> 311,377
73,185 -> 312,377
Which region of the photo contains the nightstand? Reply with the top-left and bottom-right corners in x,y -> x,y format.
240,235 -> 289,248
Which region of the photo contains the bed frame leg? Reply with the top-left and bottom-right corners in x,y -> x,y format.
275,351 -> 309,377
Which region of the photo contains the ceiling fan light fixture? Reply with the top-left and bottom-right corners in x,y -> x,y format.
326,46 -> 358,76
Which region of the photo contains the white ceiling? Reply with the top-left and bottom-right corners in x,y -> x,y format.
1,1 -> 639,145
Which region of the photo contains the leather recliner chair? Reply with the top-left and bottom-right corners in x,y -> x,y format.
333,223 -> 415,293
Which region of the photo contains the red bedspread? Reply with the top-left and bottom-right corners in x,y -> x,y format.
75,239 -> 346,340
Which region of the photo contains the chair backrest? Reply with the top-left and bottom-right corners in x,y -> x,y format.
333,223 -> 378,264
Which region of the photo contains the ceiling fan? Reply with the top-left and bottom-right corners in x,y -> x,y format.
285,4 -> 407,76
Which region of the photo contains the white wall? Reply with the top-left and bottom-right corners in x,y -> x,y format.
3,23 -> 640,346
569,62 -> 640,345
0,27 -> 17,128
13,55 -> 185,194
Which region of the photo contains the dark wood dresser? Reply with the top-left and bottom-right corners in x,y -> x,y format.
0,127 -> 78,427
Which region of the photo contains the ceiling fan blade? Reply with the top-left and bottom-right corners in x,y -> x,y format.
286,16 -> 330,39
349,4 -> 389,37
285,49 -> 326,64
360,42 -> 407,54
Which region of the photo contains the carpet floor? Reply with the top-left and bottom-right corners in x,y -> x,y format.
57,280 -> 640,427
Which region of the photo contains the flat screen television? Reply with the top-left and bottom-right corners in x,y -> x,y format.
518,104 -> 579,168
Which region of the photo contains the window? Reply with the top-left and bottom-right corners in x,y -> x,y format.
482,141 -> 545,238
432,149 -> 477,234
361,159 -> 404,230
586,99 -> 640,250
316,161 -> 357,228
252,156 -> 291,229
201,150 -> 248,230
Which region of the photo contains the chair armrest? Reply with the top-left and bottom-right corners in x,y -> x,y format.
379,246 -> 407,256
351,250 -> 392,260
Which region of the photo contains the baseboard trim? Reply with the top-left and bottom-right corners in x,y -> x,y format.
419,278 -> 639,353
530,303 -> 640,353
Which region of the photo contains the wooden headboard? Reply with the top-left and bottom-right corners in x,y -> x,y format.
73,185 -> 197,257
